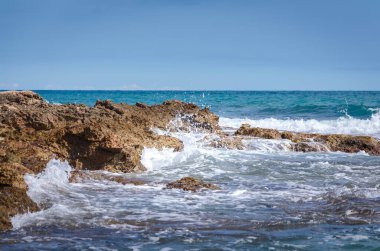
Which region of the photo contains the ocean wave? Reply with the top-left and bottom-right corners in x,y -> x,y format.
219,111 -> 380,137
24,159 -> 73,206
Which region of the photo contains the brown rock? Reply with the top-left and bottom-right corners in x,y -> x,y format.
235,124 -> 380,155
206,136 -> 245,150
166,177 -> 220,192
0,91 -> 221,230
136,102 -> 148,108
317,134 -> 380,155
235,124 -> 282,139
95,100 -> 125,115
0,91 -> 43,106
0,91 -> 219,173
0,163 -> 32,189
291,142 -> 329,152
0,187 -> 39,231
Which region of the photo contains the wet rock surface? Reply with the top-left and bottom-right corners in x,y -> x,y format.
205,135 -> 245,150
166,177 -> 220,192
0,91 -> 220,230
235,124 -> 380,155
69,171 -> 146,186
1,91 -> 378,232
0,187 -> 39,231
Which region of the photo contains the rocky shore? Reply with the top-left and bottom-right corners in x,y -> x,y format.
0,91 -> 219,230
1,91 -> 379,231
235,124 -> 380,155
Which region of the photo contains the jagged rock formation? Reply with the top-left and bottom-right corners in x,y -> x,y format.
166,177 -> 220,192
0,91 -> 220,231
1,91 -> 379,231
235,124 -> 380,155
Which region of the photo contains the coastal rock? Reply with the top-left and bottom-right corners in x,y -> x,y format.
0,91 -> 221,231
206,135 -> 245,150
135,102 -> 148,108
0,187 -> 39,231
166,177 -> 220,192
235,124 -> 380,155
291,142 -> 329,152
0,91 -> 44,106
0,91 -> 218,172
0,163 -> 32,189
69,171 -> 146,185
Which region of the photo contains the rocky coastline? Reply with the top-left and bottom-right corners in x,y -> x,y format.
235,123 -> 380,155
1,91 -> 379,231
0,91 -> 219,230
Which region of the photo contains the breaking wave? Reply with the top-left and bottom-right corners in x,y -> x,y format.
219,110 -> 380,138
7,116 -> 380,250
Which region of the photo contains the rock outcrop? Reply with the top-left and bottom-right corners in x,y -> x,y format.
235,124 -> 380,155
0,187 -> 39,231
0,91 -> 220,231
2,91 -> 378,231
166,177 -> 220,192
0,162 -> 40,230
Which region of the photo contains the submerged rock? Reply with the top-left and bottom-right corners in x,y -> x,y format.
235,124 -> 380,155
0,91 -> 221,231
166,177 -> 220,192
206,135 -> 245,150
69,170 -> 146,185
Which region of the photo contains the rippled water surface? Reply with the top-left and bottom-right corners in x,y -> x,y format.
1,91 -> 379,250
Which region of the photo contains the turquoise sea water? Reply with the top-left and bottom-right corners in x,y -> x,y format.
35,90 -> 380,119
1,91 -> 380,250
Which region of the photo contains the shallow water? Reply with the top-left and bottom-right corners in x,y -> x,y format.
1,91 -> 379,250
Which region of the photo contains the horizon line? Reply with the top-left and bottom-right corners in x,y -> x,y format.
2,89 -> 380,92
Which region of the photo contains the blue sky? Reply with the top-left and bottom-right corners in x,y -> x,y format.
0,0 -> 379,90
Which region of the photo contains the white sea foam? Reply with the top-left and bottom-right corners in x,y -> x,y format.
336,234 -> 369,241
142,130 -> 210,172
10,116 -> 380,232
243,138 -> 292,152
219,111 -> 380,137
24,159 -> 72,205
141,147 -> 181,171
12,159 -> 75,229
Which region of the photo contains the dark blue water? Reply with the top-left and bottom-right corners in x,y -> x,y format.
1,91 -> 379,250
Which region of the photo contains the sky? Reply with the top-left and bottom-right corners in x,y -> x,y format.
0,0 -> 379,90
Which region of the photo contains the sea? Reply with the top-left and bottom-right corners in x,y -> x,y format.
1,91 -> 380,250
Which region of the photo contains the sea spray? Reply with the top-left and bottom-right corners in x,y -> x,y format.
7,130 -> 380,249
24,159 -> 72,206
219,110 -> 380,137
4,97 -> 380,249
11,159 -> 74,229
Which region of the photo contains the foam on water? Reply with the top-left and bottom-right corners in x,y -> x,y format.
23,159 -> 72,205
219,110 -> 380,137
6,116 -> 380,249
142,129 -> 208,172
